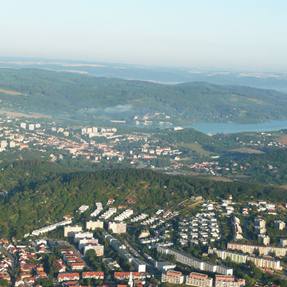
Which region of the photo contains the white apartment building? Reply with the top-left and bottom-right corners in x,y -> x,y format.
31,219 -> 72,236
90,202 -> 103,217
64,225 -> 83,237
100,208 -> 117,220
114,209 -> 134,222
83,244 -> 104,256
86,220 -> 104,230
108,222 -> 127,234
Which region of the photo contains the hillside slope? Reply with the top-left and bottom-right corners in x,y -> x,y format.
0,68 -> 287,123
0,161 -> 285,238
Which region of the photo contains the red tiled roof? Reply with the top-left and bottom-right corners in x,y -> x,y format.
82,271 -> 104,279
215,275 -> 235,282
58,273 -> 80,282
166,270 -> 183,277
189,272 -> 209,279
114,272 -> 146,279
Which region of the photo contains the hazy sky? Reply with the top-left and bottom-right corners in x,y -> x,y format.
1,0 -> 286,71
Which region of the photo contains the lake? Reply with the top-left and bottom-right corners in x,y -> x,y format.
190,120 -> 287,135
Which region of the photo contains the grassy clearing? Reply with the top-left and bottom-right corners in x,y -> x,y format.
178,142 -> 211,157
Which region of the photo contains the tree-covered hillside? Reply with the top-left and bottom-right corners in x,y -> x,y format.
0,161 -> 285,239
1,68 -> 287,123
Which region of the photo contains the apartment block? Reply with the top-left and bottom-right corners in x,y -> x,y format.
162,270 -> 184,285
64,225 -> 83,237
108,222 -> 127,234
157,246 -> 233,275
215,275 -> 245,287
86,220 -> 104,230
186,272 -> 213,287
227,242 -> 287,257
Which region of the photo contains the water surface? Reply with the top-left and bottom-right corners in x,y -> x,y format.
190,120 -> 287,135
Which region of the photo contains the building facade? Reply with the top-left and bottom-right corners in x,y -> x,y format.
186,272 -> 213,287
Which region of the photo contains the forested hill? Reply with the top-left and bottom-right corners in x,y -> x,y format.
0,161 -> 285,238
1,68 -> 287,123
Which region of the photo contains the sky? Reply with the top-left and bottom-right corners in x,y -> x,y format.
0,0 -> 286,71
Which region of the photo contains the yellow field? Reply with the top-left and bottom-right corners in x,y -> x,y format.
229,147 -> 264,154
0,110 -> 51,119
0,88 -> 22,96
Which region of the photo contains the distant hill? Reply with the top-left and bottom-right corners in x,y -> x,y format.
1,58 -> 287,92
1,68 -> 287,124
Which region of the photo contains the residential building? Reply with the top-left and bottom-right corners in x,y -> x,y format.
64,225 -> 83,237
82,271 -> 104,280
78,205 -> 89,213
215,275 -> 245,287
155,261 -> 176,272
114,209 -> 134,222
275,220 -> 286,231
73,232 -> 93,243
162,270 -> 184,285
83,244 -> 104,256
227,242 -> 287,257
86,220 -> 104,230
157,246 -> 233,275
109,222 -> 127,234
208,248 -> 247,264
258,234 -> 270,246
69,262 -> 85,271
100,207 -> 117,220
186,272 -> 213,287
114,272 -> 146,281
254,218 -> 266,234
90,202 -> 103,217
248,256 -> 281,271
209,248 -> 282,271
280,238 -> 287,247
31,219 -> 72,236
57,272 -> 80,282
